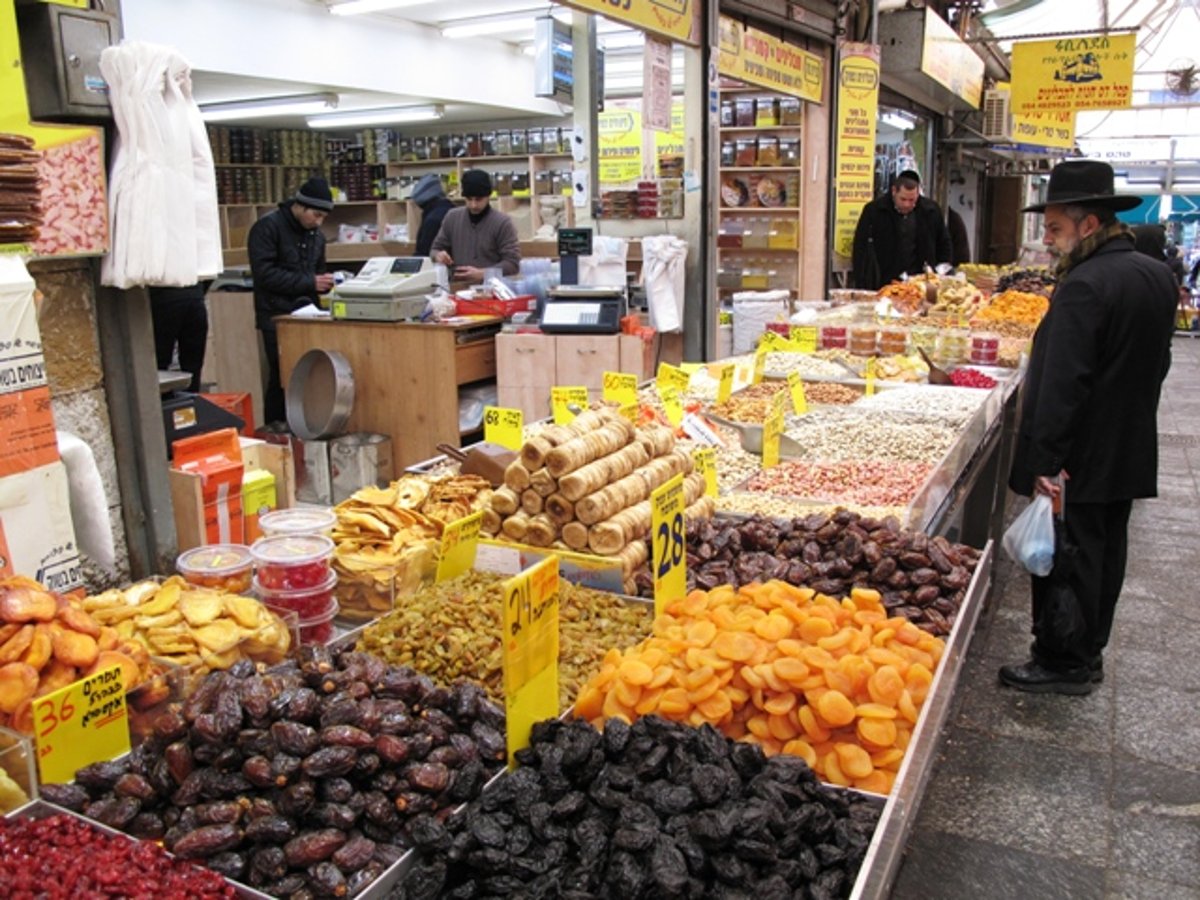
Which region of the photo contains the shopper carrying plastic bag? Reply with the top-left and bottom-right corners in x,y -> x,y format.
1002,494 -> 1055,577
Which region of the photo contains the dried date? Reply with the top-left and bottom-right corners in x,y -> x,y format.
284,829 -> 348,867
171,822 -> 242,859
303,746 -> 358,779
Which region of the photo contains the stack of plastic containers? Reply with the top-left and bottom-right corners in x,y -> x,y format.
250,534 -> 338,645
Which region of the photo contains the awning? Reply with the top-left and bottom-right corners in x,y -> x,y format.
1117,196 -> 1163,225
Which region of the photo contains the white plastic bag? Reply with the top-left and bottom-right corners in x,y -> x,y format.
1002,494 -> 1056,577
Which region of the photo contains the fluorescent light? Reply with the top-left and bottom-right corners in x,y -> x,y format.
441,12 -> 537,39
881,112 -> 915,131
328,0 -> 430,15
307,104 -> 444,128
200,92 -> 338,122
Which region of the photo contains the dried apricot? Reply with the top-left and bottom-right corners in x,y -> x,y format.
712,631 -> 758,662
856,717 -> 897,749
816,690 -> 856,727
618,659 -> 653,686
835,743 -> 874,779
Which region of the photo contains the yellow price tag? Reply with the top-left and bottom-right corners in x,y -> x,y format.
679,362 -> 703,375
656,362 -> 691,398
762,409 -> 784,469
866,358 -> 877,397
437,510 -> 483,582
602,371 -> 638,406
651,473 -> 687,617
753,347 -> 766,385
693,447 -> 718,498
790,325 -> 818,353
660,385 -> 684,428
332,301 -> 347,318
483,406 -> 523,451
34,667 -> 131,785
551,386 -> 589,425
717,364 -> 735,404
618,401 -> 638,423
502,555 -> 560,765
788,371 -> 808,415
762,330 -> 796,352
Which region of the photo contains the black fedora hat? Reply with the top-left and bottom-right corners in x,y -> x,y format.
1021,159 -> 1141,213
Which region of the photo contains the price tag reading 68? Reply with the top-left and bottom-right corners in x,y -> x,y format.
483,406 -> 523,451
651,473 -> 687,617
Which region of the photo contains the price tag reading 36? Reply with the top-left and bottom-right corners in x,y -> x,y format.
651,473 -> 687,617
502,556 -> 560,765
483,406 -> 523,451
436,510 -> 483,582
35,666 -> 131,785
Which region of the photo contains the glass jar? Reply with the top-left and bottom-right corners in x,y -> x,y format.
909,325 -> 938,356
779,97 -> 803,126
721,139 -> 736,167
721,98 -> 735,127
755,98 -> 779,127
756,137 -> 780,167
743,218 -> 769,250
937,328 -> 970,364
527,128 -> 544,154
735,138 -> 758,167
717,220 -> 744,248
494,130 -> 512,155
735,98 -> 756,127
780,138 -> 801,167
511,129 -> 527,154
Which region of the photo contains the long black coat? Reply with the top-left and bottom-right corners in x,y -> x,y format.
415,196 -> 455,258
1009,239 -> 1176,502
248,203 -> 327,331
851,194 -> 952,289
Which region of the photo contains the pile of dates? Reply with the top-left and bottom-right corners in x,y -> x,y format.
393,716 -> 881,899
633,511 -> 981,636
41,647 -> 506,899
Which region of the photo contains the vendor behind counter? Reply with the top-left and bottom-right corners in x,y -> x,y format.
431,169 -> 520,285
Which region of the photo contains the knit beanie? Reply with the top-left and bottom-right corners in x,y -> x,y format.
294,177 -> 334,211
411,173 -> 445,205
460,169 -> 492,198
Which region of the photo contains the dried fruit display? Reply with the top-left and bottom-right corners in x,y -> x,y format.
356,571 -> 651,709
781,409 -> 956,466
995,267 -> 1055,297
631,512 -> 980,637
745,459 -> 934,508
82,577 -> 291,674
853,385 -> 987,428
574,583 -> 944,791
973,289 -> 1050,327
709,381 -> 789,424
332,477 -> 490,620
949,367 -> 998,389
0,576 -> 166,734
805,382 -> 863,405
31,132 -> 108,257
0,813 -> 236,897
42,647 -> 505,898
394,716 -> 881,899
760,352 -> 849,379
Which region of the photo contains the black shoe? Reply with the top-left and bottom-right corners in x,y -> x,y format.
998,660 -> 1094,695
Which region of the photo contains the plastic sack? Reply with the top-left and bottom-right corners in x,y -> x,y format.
1002,494 -> 1055,576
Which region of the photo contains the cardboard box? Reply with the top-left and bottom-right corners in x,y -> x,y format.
296,438 -> 333,505
242,468 -> 278,543
172,428 -> 244,545
0,461 -> 83,594
0,257 -> 58,477
331,433 -> 393,503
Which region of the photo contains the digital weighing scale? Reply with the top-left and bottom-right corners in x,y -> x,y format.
330,256 -> 439,321
540,286 -> 624,334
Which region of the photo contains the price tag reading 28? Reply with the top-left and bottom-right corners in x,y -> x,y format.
502,556 -> 560,765
483,406 -> 523,451
651,473 -> 687,617
35,666 -> 131,785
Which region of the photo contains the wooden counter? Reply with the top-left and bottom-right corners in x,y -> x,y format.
276,315 -> 501,467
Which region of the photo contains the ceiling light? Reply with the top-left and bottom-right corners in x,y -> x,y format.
199,92 -> 338,122
881,112 -> 916,131
441,12 -> 537,39
328,0 -> 431,15
307,104 -> 444,128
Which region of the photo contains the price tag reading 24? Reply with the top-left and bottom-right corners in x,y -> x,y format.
483,406 -> 523,451
651,473 -> 687,617
502,556 -> 560,765
35,666 -> 131,785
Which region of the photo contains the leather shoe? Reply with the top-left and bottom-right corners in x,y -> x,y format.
999,660 -> 1094,695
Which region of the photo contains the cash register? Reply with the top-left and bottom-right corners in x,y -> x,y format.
538,228 -> 624,335
330,256 -> 440,321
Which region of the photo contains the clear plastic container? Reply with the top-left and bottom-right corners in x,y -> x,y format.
820,325 -> 848,349
259,507 -> 337,538
263,595 -> 338,645
251,534 -> 335,591
938,328 -> 970,364
255,570 -> 338,619
849,326 -> 879,356
970,332 -> 1000,365
177,544 -> 254,594
878,327 -> 909,356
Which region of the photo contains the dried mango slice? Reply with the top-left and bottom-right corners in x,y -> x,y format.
179,591 -> 224,627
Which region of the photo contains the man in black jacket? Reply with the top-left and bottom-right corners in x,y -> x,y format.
851,170 -> 952,289
1002,160 -> 1176,695
411,174 -> 455,258
248,177 -> 334,424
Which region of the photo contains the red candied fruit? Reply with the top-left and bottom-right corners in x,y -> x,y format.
257,559 -> 330,590
949,367 -> 997,389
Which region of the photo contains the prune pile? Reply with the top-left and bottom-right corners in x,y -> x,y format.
634,511 -> 981,636
393,716 -> 881,900
996,267 -> 1055,296
40,647 -> 506,899
0,813 -> 236,898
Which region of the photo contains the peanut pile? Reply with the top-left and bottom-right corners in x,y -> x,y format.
745,460 -> 933,508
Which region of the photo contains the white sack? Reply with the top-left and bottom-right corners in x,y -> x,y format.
642,234 -> 688,334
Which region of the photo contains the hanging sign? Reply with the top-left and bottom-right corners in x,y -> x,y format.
832,42 -> 880,263
650,473 -> 687,616
557,0 -> 697,46
35,667 -> 130,785
503,555 -> 560,764
1010,33 -> 1135,114
718,16 -> 825,104
484,406 -> 523,451
437,510 -> 483,583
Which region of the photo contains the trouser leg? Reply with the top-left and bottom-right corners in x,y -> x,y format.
150,298 -> 179,372
176,298 -> 209,394
261,327 -> 284,424
1091,500 -> 1132,657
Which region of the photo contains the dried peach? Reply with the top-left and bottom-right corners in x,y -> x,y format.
0,625 -> 35,664
88,650 -> 140,690
19,625 -> 52,672
52,629 -> 99,669
0,663 -> 38,713
0,584 -> 56,623
35,660 -> 78,697
56,603 -> 101,638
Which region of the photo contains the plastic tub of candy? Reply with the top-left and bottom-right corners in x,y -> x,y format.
878,326 -> 908,356
264,597 -> 338,645
970,332 -> 1000,365
820,325 -> 848,349
254,569 -> 337,617
849,325 -> 878,356
258,507 -> 337,538
251,534 -> 335,590
176,544 -> 253,594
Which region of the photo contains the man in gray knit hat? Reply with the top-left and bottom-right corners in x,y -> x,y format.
431,169 -> 520,283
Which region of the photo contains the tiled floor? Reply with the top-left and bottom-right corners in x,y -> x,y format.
891,334 -> 1200,899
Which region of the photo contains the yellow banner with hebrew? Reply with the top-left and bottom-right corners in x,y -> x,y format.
718,16 -> 825,104
558,0 -> 697,46
1011,33 -> 1135,114
833,42 -> 879,262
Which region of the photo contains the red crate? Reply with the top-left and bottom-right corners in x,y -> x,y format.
454,294 -> 535,318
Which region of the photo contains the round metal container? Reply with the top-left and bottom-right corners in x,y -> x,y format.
286,348 -> 355,440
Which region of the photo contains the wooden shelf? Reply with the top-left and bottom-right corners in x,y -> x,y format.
384,153 -> 571,167
717,246 -> 802,253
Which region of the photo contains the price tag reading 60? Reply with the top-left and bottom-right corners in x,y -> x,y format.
651,473 -> 687,617
602,371 -> 638,406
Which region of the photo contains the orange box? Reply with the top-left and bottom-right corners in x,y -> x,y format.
201,392 -> 254,437
0,385 -> 59,478
173,428 -> 244,544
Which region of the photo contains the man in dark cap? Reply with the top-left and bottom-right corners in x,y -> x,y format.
411,174 -> 455,258
1002,160 -> 1176,695
851,169 -> 952,289
430,169 -> 520,283
248,176 -> 335,423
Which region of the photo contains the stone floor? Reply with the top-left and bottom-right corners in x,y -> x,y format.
891,334 -> 1200,900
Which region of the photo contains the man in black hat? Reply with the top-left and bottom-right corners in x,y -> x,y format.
248,176 -> 335,424
851,169 -> 952,289
1002,160 -> 1176,695
430,169 -> 520,283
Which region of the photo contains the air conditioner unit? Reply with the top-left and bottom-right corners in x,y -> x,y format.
981,89 -> 1013,142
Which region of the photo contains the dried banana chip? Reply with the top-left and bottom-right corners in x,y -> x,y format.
349,484 -> 397,506
135,610 -> 183,630
223,595 -> 263,629
179,591 -> 223,627
338,510 -> 391,537
192,619 -> 241,654
139,582 -> 181,616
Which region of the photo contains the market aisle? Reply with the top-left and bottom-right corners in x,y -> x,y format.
892,335 -> 1200,900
